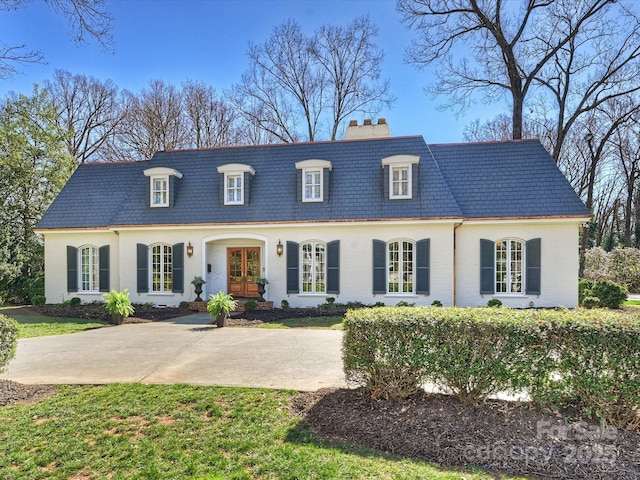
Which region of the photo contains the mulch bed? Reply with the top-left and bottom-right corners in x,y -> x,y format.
35,303 -> 190,323
292,388 -> 640,480
0,380 -> 57,407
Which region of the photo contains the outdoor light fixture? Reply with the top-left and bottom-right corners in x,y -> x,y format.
276,240 -> 284,257
186,242 -> 194,257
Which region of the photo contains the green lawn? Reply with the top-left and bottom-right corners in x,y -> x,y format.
0,306 -> 107,339
258,316 -> 344,329
624,299 -> 640,307
0,383 -> 524,480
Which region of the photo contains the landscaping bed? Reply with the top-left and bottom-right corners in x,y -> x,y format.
293,388 -> 640,480
35,303 -> 189,323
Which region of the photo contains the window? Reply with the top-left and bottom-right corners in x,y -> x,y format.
495,239 -> 523,294
388,240 -> 414,293
79,245 -> 99,292
225,173 -> 243,205
151,244 -> 172,293
302,241 -> 326,293
390,165 -> 410,199
303,169 -> 322,202
143,167 -> 183,208
295,159 -> 332,203
217,163 -> 255,206
151,175 -> 168,207
381,154 -> 420,200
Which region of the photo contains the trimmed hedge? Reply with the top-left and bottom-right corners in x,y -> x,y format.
343,307 -> 640,429
0,314 -> 19,373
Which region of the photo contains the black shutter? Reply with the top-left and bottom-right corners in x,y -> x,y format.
372,239 -> 386,294
67,246 -> 77,292
169,176 -> 178,208
323,168 -> 330,202
411,163 -> 419,199
382,166 -> 389,199
99,246 -> 110,292
480,239 -> 495,295
416,238 -> 430,295
326,240 -> 340,294
526,238 -> 541,295
296,170 -> 303,203
172,243 -> 184,293
137,243 -> 148,293
244,171 -> 253,205
219,173 -> 225,206
286,241 -> 299,293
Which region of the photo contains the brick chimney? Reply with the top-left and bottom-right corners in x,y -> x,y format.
345,118 -> 390,140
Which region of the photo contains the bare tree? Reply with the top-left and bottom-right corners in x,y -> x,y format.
398,0 -> 639,142
312,16 -> 393,140
1,0 -> 113,79
612,119 -> 640,246
46,69 -> 123,163
231,17 -> 392,143
112,80 -> 187,161
182,80 -> 239,148
231,20 -> 322,143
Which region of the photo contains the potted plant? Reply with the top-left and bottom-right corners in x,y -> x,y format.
255,277 -> 268,302
103,289 -> 135,325
206,291 -> 238,328
191,276 -> 207,302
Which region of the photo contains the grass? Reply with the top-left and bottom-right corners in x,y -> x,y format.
0,383 -> 523,480
0,306 -> 107,339
258,316 -> 344,329
624,299 -> 640,306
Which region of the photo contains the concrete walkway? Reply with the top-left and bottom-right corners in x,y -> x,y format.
1,313 -> 346,391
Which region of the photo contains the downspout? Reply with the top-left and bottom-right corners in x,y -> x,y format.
453,222 -> 463,306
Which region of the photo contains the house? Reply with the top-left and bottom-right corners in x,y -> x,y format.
35,119 -> 590,309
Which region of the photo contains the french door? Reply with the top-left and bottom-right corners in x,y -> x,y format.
227,247 -> 260,298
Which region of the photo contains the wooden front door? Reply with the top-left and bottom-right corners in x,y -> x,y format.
227,247 -> 260,298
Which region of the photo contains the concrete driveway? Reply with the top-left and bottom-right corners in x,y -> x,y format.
1,314 -> 346,391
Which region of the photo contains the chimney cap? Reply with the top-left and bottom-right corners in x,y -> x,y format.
348,120 -> 358,126
363,119 -> 373,125
378,118 -> 386,125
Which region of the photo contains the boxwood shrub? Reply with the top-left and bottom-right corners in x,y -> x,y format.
343,307 -> 640,428
0,314 -> 19,373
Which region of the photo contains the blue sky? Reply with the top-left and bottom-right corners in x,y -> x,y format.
0,0 -> 502,143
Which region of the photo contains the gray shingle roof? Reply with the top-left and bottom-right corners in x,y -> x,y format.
36,136 -> 589,230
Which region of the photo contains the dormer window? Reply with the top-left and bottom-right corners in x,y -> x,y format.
295,159 -> 332,203
303,169 -> 322,202
217,163 -> 255,206
151,175 -> 169,207
381,155 -> 420,200
143,167 -> 183,208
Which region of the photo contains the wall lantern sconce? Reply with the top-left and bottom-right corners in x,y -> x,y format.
276,240 -> 284,257
186,242 -> 194,257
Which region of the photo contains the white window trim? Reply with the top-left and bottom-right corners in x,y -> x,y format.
495,238 -> 525,295
300,241 -> 327,294
381,155 -> 419,200
387,239 -> 416,295
78,245 -> 99,293
149,243 -> 173,293
143,167 -> 183,209
389,165 -> 412,200
150,174 -> 169,207
302,168 -> 323,202
223,172 -> 244,205
295,159 -> 332,203
217,163 -> 255,206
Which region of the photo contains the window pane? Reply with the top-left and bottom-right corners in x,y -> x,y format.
151,244 -> 172,292
301,242 -> 325,293
304,170 -> 321,200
